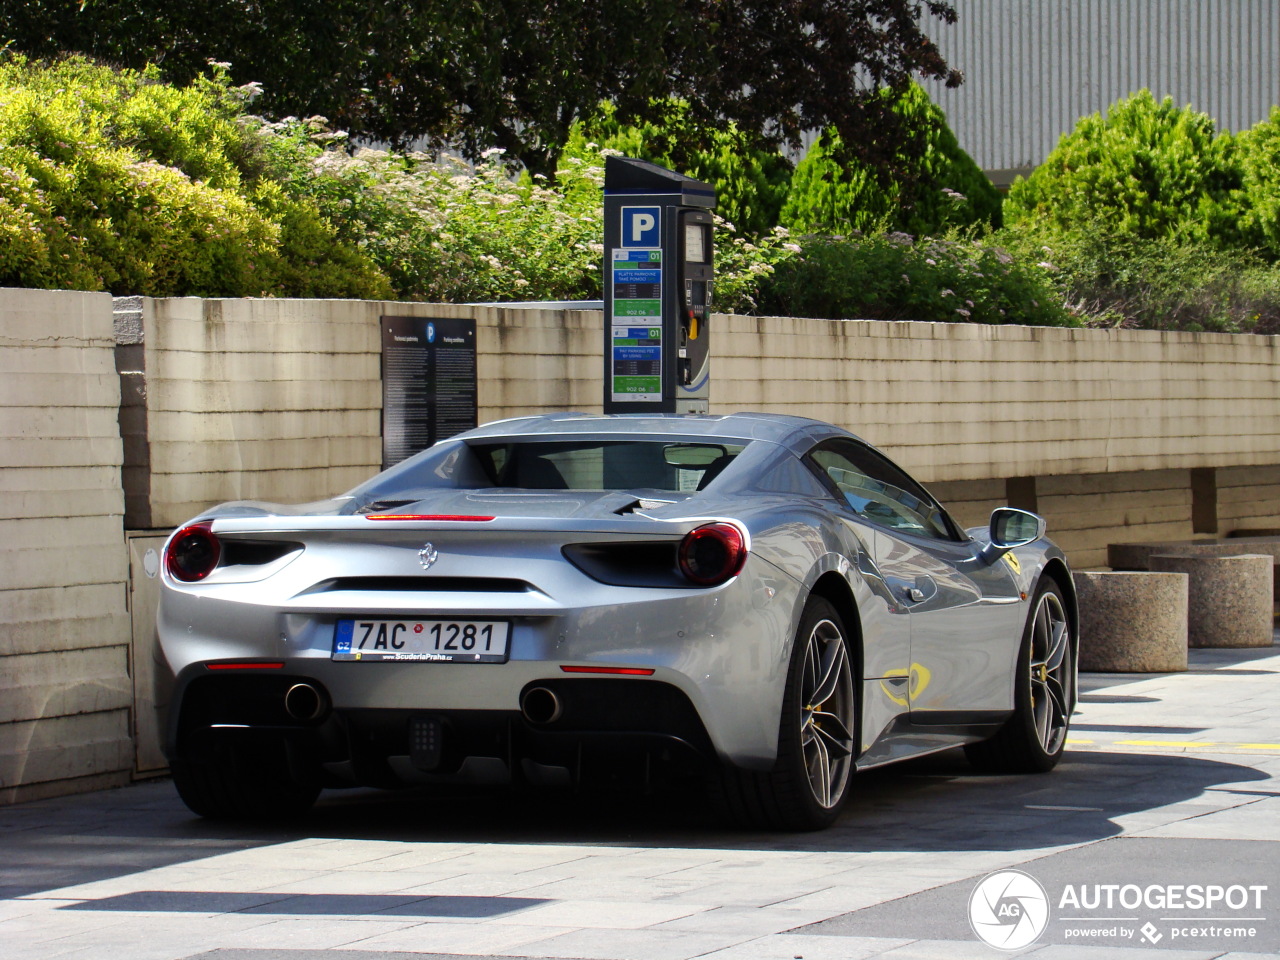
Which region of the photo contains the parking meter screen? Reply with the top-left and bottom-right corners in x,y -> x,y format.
684,222 -> 706,263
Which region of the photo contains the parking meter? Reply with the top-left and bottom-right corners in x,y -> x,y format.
602,156 -> 715,414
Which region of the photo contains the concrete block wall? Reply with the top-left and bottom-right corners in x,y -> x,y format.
1037,470 -> 1196,570
0,288 -> 133,803
135,299 -> 603,529
1219,465 -> 1280,533
713,314 -> 1280,484
132,300 -> 1280,558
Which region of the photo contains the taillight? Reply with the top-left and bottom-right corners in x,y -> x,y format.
165,521 -> 221,582
678,522 -> 747,586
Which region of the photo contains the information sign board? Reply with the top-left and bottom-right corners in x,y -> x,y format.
381,315 -> 477,469
610,248 -> 662,402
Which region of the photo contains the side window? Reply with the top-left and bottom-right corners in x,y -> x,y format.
809,441 -> 956,541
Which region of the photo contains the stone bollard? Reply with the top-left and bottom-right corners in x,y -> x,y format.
1072,571 -> 1189,672
1148,553 -> 1274,648
1109,538 -> 1280,600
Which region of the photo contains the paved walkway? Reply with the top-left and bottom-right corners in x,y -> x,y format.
2,638 -> 1278,960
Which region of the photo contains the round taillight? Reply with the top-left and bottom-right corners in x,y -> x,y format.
678,522 -> 747,586
165,522 -> 221,582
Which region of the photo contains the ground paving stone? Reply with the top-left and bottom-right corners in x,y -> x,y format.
1,638 -> 1277,960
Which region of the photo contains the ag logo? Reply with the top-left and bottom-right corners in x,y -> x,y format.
968,870 -> 1049,950
418,543 -> 439,570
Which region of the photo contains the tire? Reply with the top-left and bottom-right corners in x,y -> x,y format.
719,596 -> 857,830
965,579 -> 1074,773
171,739 -> 320,821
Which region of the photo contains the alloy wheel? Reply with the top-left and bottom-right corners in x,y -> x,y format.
1028,590 -> 1071,755
799,618 -> 855,807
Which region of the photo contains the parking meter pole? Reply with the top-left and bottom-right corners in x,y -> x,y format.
602,156 -> 716,415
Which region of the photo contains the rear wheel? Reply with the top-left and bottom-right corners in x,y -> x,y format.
966,579 -> 1074,773
719,596 -> 857,830
171,739 -> 320,820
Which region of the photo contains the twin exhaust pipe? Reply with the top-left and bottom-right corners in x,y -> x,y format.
282,681 -> 563,726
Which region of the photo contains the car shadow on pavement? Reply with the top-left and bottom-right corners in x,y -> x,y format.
296,745 -> 1268,853
3,747 -> 1267,902
4,642 -> 1274,898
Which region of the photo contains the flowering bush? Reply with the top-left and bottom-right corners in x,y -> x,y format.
271,139 -> 607,302
760,231 -> 1076,326
998,220 -> 1280,334
1,55 -> 1093,329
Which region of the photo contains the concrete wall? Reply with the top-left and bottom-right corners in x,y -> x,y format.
125,299 -> 1280,554
0,289 -> 133,803
714,314 -> 1280,483
132,299 -> 603,529
129,302 -> 1280,527
1219,465 -> 1280,534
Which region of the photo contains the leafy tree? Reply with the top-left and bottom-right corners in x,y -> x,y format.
2,0 -> 961,179
781,82 -> 1001,236
562,102 -> 794,236
1004,90 -> 1250,248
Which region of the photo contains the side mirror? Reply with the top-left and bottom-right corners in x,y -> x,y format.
978,507 -> 1047,566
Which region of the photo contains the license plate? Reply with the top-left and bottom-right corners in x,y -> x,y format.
333,619 -> 510,662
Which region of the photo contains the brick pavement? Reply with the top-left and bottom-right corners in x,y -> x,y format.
2,638 -> 1278,960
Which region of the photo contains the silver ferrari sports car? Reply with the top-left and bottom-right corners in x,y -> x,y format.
158,412 -> 1077,830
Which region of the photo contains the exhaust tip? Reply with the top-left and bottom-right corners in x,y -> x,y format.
521,686 -> 563,725
284,682 -> 326,722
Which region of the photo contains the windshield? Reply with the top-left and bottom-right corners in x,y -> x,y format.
469,440 -> 747,491
347,437 -> 752,505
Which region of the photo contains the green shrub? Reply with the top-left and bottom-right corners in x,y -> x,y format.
998,221 -> 1280,334
0,54 -> 389,297
1237,106 -> 1280,259
1004,90 -> 1250,249
562,102 -> 794,236
759,231 -> 1075,326
780,83 -> 1002,237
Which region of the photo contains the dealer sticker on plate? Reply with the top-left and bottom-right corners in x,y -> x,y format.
333,619 -> 510,662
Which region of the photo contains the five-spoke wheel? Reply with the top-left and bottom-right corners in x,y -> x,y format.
966,579 -> 1075,773
718,595 -> 857,830
798,613 -> 855,810
1028,586 -> 1072,757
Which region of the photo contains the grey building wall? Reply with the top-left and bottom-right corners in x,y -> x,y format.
918,0 -> 1280,182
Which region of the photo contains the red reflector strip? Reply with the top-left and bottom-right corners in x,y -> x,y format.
206,662 -> 285,670
366,515 -> 496,522
559,665 -> 655,676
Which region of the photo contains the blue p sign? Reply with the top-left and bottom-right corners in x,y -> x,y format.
621,206 -> 661,247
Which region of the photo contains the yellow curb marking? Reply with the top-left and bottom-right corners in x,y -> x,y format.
1070,738 -> 1280,752
1116,739 -> 1215,747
